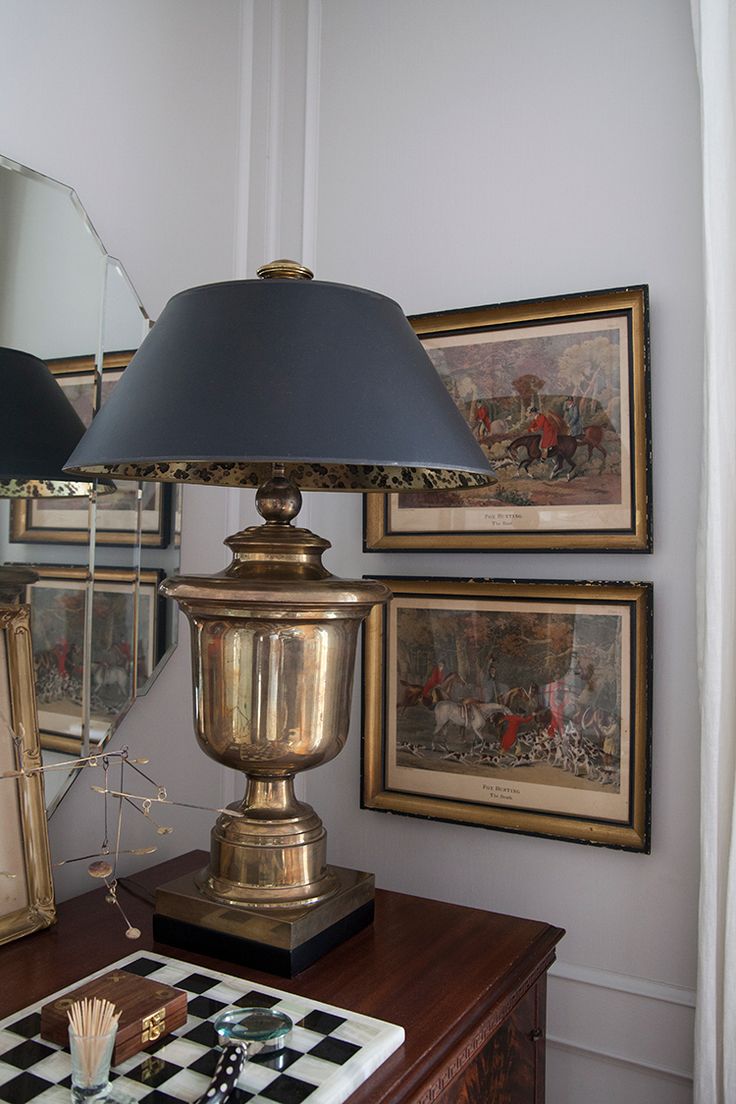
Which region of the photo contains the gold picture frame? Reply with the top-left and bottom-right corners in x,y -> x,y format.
9,351 -> 171,548
0,603 -> 56,944
364,285 -> 651,552
362,577 -> 652,851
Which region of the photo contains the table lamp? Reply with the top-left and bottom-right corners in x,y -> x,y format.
65,260 -> 493,974
0,347 -> 110,605
0,347 -> 99,501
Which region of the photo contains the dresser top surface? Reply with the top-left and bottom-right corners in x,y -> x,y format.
0,851 -> 563,1104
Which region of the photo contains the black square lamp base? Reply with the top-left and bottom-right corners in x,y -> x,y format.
152,866 -> 375,978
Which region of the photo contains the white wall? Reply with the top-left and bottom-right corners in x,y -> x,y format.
0,0 -> 244,320
0,2 -> 703,1099
0,0 -> 246,897
245,2 -> 702,1101
0,165 -> 104,359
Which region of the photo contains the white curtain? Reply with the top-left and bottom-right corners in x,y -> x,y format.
692,1 -> 736,1100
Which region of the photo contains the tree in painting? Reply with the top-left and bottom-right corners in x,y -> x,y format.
511,373 -> 545,417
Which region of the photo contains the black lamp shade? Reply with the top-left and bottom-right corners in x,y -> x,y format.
64,277 -> 493,491
0,347 -> 96,497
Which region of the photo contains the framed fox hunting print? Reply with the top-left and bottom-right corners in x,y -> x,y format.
362,577 -> 652,851
363,286 -> 651,552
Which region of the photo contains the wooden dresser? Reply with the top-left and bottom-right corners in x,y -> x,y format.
0,852 -> 563,1104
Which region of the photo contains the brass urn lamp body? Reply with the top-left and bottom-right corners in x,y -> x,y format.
64,261 -> 493,972
165,475 -> 389,910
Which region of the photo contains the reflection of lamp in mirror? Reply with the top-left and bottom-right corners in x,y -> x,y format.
0,347 -> 109,605
0,347 -> 100,500
65,261 -> 493,975
0,346 -> 116,769
0,152 -> 171,820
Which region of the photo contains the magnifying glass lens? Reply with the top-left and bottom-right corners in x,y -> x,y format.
215,1008 -> 292,1050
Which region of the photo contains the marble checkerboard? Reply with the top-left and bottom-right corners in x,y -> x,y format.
0,951 -> 405,1104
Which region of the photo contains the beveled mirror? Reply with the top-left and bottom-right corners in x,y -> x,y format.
0,155 -> 181,812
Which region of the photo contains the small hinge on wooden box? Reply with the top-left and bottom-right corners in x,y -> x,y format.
141,1007 -> 167,1044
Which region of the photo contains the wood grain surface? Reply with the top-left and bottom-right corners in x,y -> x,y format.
40,967 -> 188,1063
0,852 -> 563,1104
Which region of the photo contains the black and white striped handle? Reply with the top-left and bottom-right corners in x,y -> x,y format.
195,1043 -> 247,1104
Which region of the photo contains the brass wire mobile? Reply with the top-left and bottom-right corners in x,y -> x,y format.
1,741 -> 244,937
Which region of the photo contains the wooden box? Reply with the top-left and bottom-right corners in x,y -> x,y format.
40,969 -> 188,1064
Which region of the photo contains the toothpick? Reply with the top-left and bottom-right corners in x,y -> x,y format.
68,998 -> 120,1085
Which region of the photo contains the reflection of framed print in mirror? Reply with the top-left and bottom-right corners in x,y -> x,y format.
364,286 -> 651,552
9,352 -> 171,548
362,577 -> 652,851
0,603 -> 55,944
0,152 -> 180,813
25,567 -> 165,754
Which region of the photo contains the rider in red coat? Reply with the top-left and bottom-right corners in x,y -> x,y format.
474,401 -> 492,439
500,713 -> 534,750
528,407 -> 558,458
422,661 -> 445,706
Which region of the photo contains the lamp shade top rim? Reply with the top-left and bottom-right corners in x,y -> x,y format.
164,275 -> 398,310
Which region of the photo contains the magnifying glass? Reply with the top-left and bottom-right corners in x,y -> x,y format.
195,1008 -> 293,1104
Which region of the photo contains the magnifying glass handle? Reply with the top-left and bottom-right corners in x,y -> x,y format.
195,1042 -> 247,1104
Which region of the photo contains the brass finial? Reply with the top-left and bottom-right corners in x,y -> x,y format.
255,472 -> 302,525
257,259 -> 314,281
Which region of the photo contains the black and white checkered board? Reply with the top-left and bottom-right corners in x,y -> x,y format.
0,952 -> 404,1104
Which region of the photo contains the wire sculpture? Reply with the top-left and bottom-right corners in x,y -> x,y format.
1,742 -> 244,938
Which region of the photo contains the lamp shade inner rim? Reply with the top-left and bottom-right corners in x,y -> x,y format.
64,459 -> 492,492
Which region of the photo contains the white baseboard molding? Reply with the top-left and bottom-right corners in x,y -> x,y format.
547,1034 -> 693,1087
549,959 -> 696,1008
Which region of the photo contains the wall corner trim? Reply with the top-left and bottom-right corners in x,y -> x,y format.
547,1035 -> 694,1086
549,959 -> 696,1008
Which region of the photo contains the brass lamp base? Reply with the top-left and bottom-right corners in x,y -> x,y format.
154,471 -> 389,972
153,865 -> 374,977
158,472 -> 388,924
